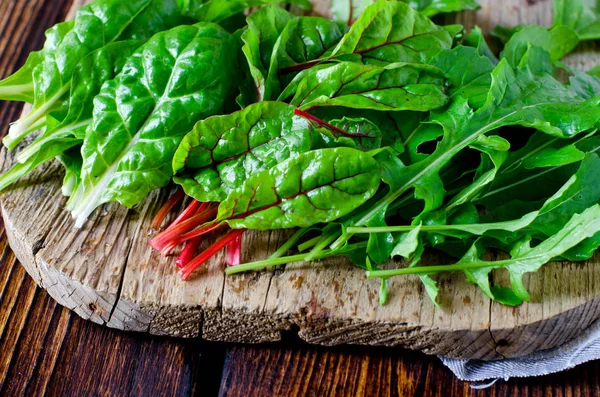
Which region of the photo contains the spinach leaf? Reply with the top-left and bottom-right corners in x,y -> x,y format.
218,147 -> 381,229
241,5 -> 293,101
3,0 -> 184,150
290,62 -> 448,111
463,25 -> 498,64
265,17 -> 347,100
67,23 -> 238,227
554,0 -> 600,40
180,0 -> 311,23
331,1 -> 452,65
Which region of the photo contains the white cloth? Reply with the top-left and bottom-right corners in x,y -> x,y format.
440,316 -> 600,382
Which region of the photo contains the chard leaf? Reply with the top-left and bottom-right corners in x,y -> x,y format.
501,25 -> 579,67
57,147 -> 84,197
172,102 -> 313,202
3,0 -> 184,150
553,0 -> 600,40
0,138 -> 81,192
265,17 -> 346,100
331,1 -> 452,65
219,147 -> 381,229
401,0 -> 480,17
0,21 -> 73,102
181,0 -> 311,23
330,0 -> 480,25
17,40 -> 143,165
241,5 -> 293,101
290,62 -> 448,111
68,23 -> 238,227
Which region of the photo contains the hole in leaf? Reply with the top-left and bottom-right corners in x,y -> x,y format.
417,135 -> 443,155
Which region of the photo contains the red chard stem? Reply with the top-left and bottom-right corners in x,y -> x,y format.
293,109 -> 370,138
151,188 -> 184,229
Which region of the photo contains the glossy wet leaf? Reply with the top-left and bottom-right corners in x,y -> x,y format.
219,147 -> 381,229
172,102 -> 313,202
331,1 -> 452,65
68,23 -> 238,227
290,62 -> 448,111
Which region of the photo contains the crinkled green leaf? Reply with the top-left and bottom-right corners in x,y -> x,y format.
501,25 -> 579,68
219,147 -> 382,229
172,102 -> 314,202
241,5 -> 293,101
463,25 -> 498,65
290,62 -> 448,111
331,1 -> 452,65
553,0 -> 600,40
265,17 -> 346,100
68,23 -> 238,227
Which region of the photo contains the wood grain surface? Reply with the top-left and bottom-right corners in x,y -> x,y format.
2,1 -> 600,395
3,0 -> 600,362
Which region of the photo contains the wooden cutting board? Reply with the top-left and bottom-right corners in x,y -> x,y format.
2,0 -> 600,361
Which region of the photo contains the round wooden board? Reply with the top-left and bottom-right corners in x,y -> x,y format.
3,0 -> 600,361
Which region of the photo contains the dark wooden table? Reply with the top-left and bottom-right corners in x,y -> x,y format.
2,1 -> 600,395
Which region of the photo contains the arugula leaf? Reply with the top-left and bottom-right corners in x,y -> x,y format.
67,23 -> 238,227
3,0 -> 184,150
265,17 -> 347,100
241,5 -> 293,101
501,25 -> 579,67
463,25 -> 498,64
554,0 -> 600,40
218,147 -> 381,229
290,62 -> 448,111
367,205 -> 600,305
429,45 -> 494,109
331,1 -> 452,65
332,45 -> 600,251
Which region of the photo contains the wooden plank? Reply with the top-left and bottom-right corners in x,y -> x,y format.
219,344 -> 600,397
2,0 -> 600,362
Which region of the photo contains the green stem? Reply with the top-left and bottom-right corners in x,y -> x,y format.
226,241 -> 368,275
366,260 -> 507,278
298,236 -> 321,252
304,232 -> 340,261
269,227 -> 310,260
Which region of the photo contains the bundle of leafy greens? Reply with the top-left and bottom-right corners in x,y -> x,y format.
2,0 -> 600,307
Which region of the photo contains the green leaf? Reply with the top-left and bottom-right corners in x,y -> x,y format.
491,24 -> 525,44
331,1 -> 452,65
0,21 -> 73,102
391,223 -> 422,258
67,23 -> 238,227
290,62 -> 448,112
429,45 -> 494,109
16,40 -> 143,165
241,5 -> 293,101
501,25 -> 579,67
463,25 -> 498,64
330,0 -> 375,26
181,0 -> 311,22
0,138 -> 81,193
57,147 -> 84,197
172,102 -> 313,202
401,0 -> 480,17
553,0 -> 600,40
219,147 -> 381,229
3,0 -> 184,150
265,16 -> 346,100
